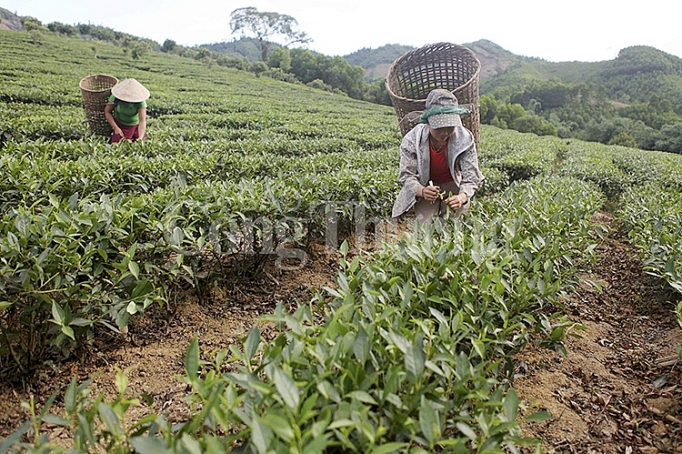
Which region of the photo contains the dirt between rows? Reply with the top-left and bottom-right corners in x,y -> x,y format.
0,214 -> 681,453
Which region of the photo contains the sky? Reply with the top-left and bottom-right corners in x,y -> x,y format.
3,0 -> 682,62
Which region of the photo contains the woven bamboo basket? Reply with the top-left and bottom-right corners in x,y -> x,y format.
79,74 -> 118,137
385,42 -> 481,147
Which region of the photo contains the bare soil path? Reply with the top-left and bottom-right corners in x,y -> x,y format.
517,216 -> 682,453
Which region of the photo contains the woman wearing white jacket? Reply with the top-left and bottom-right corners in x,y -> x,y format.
391,89 -> 484,224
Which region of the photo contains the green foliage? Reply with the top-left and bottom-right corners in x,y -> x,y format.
0,193 -> 168,372
478,127 -> 563,182
0,29 -> 402,374
363,78 -> 392,106
6,176 -> 603,452
344,44 -> 416,80
618,185 -> 682,295
9,10 -> 388,101
608,131 -> 638,148
202,37 -> 263,61
344,44 -> 416,68
267,47 -> 292,72
654,123 -> 682,153
160,39 -> 177,53
510,78 -> 574,110
19,16 -> 46,32
47,22 -> 77,36
288,48 -> 366,99
511,114 -> 557,136
603,46 -> 682,77
306,78 -> 333,92
619,98 -> 681,130
1,370 -> 166,454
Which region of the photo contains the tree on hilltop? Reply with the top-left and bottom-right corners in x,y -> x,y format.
229,7 -> 311,62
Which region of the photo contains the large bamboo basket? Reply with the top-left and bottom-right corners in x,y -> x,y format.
385,42 -> 481,147
79,74 -> 118,137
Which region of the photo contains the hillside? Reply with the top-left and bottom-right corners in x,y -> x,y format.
0,7 -> 22,31
480,44 -> 682,107
201,38 -> 264,61
347,40 -> 682,152
346,39 -> 526,82
4,9 -> 682,152
464,39 -> 526,81
3,7 -> 681,113
599,45 -> 682,107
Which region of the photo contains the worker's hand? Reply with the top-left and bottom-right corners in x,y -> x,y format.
444,193 -> 468,210
419,184 -> 441,202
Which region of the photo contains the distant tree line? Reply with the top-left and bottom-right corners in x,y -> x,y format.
164,39 -> 391,104
21,17 -> 157,59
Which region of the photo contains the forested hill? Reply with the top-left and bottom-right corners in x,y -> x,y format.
599,46 -> 682,108
343,44 -> 415,80
471,44 -> 682,153
479,44 -> 682,108
348,39 -> 682,111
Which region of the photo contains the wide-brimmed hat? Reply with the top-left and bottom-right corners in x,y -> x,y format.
421,89 -> 468,129
111,78 -> 150,103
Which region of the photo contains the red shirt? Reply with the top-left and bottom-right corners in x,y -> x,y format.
429,139 -> 453,184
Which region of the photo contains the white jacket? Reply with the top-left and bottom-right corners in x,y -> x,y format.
391,123 -> 484,218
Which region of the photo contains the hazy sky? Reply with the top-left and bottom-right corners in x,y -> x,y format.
4,0 -> 682,62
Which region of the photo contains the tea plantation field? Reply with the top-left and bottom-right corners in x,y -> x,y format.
1,29 -> 681,452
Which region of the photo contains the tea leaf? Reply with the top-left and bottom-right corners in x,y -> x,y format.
185,338 -> 199,380
42,414 -> 69,426
64,379 -> 77,414
262,413 -> 294,443
250,417 -> 271,454
61,325 -> 75,340
405,337 -> 425,379
368,442 -> 410,454
353,327 -> 369,364
302,433 -> 332,454
129,436 -> 170,454
504,389 -> 519,422
347,391 -> 377,405
525,410 -> 552,422
419,396 -> 440,446
98,403 -> 122,437
273,367 -> 300,410
51,302 -> 65,325
456,422 -> 477,440
128,260 -> 140,279
245,325 -> 261,363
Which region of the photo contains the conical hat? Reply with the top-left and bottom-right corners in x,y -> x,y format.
111,78 -> 150,103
